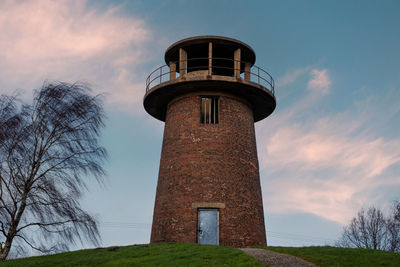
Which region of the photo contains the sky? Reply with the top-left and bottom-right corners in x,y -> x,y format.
1,0 -> 400,249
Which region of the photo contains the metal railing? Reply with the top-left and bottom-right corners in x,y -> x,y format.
145,57 -> 275,96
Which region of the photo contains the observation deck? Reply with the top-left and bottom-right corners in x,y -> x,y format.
144,36 -> 276,122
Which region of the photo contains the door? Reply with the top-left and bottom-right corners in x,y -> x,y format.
198,209 -> 219,245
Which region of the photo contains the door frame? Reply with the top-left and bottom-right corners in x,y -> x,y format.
197,208 -> 219,245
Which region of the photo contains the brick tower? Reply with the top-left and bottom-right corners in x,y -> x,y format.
144,36 -> 276,248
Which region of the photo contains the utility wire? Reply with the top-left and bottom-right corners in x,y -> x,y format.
99,221 -> 336,244
266,231 -> 335,244
101,222 -> 151,229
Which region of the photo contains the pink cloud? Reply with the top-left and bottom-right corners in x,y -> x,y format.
277,66 -> 311,87
263,179 -> 356,223
257,71 -> 400,224
265,121 -> 400,177
0,0 -> 152,113
261,124 -> 400,224
307,69 -> 331,94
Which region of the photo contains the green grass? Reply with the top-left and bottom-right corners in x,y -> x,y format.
2,244 -> 400,267
0,243 -> 261,267
258,246 -> 400,267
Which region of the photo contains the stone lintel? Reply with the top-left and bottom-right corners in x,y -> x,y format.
192,202 -> 226,209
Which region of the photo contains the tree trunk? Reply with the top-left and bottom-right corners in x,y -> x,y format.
0,239 -> 12,260
0,192 -> 28,260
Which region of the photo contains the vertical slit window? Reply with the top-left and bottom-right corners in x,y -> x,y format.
201,96 -> 219,124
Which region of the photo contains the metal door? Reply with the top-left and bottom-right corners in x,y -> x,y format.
198,209 -> 219,245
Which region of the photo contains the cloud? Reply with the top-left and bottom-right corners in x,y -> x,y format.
275,67 -> 331,102
257,68 -> 400,224
307,69 -> 331,95
0,0 -> 152,113
261,119 -> 400,224
266,119 -> 400,177
277,66 -> 310,87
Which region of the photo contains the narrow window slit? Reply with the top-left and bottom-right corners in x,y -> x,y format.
201,96 -> 219,124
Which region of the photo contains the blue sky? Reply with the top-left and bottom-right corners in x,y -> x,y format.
1,0 -> 400,248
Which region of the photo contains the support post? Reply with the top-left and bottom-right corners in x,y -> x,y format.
169,61 -> 176,80
244,62 -> 251,81
208,42 -> 213,76
179,48 -> 187,75
234,48 -> 241,78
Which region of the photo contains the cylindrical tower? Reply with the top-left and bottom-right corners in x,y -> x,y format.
144,36 -> 276,248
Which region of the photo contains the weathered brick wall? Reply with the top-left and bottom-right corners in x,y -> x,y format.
150,93 -> 266,247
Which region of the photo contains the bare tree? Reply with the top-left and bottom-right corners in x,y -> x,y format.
0,82 -> 107,260
338,203 -> 400,252
385,202 -> 400,252
338,207 -> 387,250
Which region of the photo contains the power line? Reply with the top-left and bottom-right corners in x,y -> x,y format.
101,222 -> 151,229
266,230 -> 335,244
99,221 -> 336,244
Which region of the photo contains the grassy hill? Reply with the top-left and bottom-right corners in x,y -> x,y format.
0,243 -> 261,267
263,246 -> 400,266
1,243 -> 399,266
